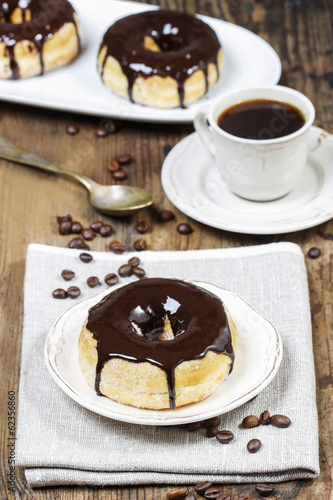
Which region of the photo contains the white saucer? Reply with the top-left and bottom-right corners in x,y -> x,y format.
161,126 -> 333,234
45,281 -> 282,426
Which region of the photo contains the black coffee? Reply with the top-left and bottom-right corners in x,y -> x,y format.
217,99 -> 306,140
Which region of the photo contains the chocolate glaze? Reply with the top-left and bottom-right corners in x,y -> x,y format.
0,0 -> 79,79
99,10 -> 221,108
86,278 -> 234,409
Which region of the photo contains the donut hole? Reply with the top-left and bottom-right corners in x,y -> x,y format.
131,315 -> 185,341
143,27 -> 185,53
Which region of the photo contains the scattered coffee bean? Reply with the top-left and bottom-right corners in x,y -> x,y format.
52,288 -> 67,299
57,214 -> 72,224
82,228 -> 95,241
187,421 -> 202,431
158,209 -> 175,222
66,124 -> 79,135
112,169 -> 127,181
204,487 -> 221,499
204,417 -> 221,428
104,273 -> 119,286
117,153 -> 132,165
99,224 -> 113,237
247,438 -> 262,453
255,484 -> 274,497
308,247 -> 321,259
58,220 -> 72,235
118,264 -> 133,277
71,221 -> 83,234
103,119 -> 121,134
163,144 -> 173,157
87,276 -> 100,288
184,494 -> 196,500
207,426 -> 219,438
136,220 -> 149,234
270,414 -> 291,428
109,241 -> 126,253
95,127 -> 108,138
216,430 -> 234,444
195,481 -> 213,495
133,266 -> 146,278
242,415 -> 259,428
107,160 -> 120,172
166,488 -> 188,500
177,223 -> 193,235
68,237 -> 85,249
128,256 -> 140,267
79,252 -> 93,263
61,270 -> 75,281
80,243 -> 90,250
259,410 -> 270,425
134,239 -> 147,251
216,496 -> 230,500
67,286 -> 81,299
90,220 -> 103,232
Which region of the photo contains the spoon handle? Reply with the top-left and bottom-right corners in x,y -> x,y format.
0,137 -> 98,192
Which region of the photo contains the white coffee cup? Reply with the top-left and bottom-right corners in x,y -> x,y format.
194,86 -> 315,201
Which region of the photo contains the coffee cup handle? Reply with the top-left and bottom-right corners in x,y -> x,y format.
194,108 -> 215,157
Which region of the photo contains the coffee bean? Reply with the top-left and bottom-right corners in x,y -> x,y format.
134,239 -> 147,251
112,169 -> 127,181
79,252 -> 93,263
61,270 -> 75,281
58,220 -> 72,235
247,438 -> 262,453
95,127 -> 108,138
67,286 -> 81,299
68,237 -> 85,249
104,273 -> 119,286
66,124 -> 79,135
187,421 -> 202,431
103,119 -> 121,134
204,417 -> 221,428
270,414 -> 291,428
184,494 -> 196,500
80,243 -> 90,250
117,153 -> 132,165
308,247 -> 321,259
216,496 -> 230,500
133,266 -> 145,278
204,487 -> 221,499
90,220 -> 103,232
71,221 -> 83,234
107,160 -> 120,172
118,264 -> 133,277
163,144 -> 173,157
99,224 -> 113,237
136,220 -> 149,234
166,488 -> 188,500
216,430 -> 234,444
255,484 -> 274,497
207,426 -> 219,438
128,256 -> 140,267
158,209 -> 175,222
195,481 -> 213,495
52,288 -> 67,299
109,241 -> 126,254
57,214 -> 72,224
259,410 -> 270,425
242,415 -> 259,428
87,276 -> 100,288
82,228 -> 95,241
177,223 -> 193,235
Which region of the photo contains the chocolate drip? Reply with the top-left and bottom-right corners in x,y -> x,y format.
0,0 -> 79,79
100,10 -> 221,108
86,278 -> 234,409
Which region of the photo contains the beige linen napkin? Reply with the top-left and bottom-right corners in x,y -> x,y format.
17,242 -> 319,486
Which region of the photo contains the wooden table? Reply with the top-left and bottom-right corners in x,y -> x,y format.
1,0 -> 332,498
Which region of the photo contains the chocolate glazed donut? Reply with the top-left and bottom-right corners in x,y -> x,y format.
0,0 -> 80,79
86,278 -> 235,409
98,10 -> 223,108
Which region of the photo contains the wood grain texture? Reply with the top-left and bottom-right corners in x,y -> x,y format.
0,0 -> 333,498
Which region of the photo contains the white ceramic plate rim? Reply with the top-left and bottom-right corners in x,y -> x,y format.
161,126 -> 333,234
0,0 -> 281,124
45,280 -> 283,425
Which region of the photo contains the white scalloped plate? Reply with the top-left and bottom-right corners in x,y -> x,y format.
45,281 -> 282,425
0,0 -> 281,123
